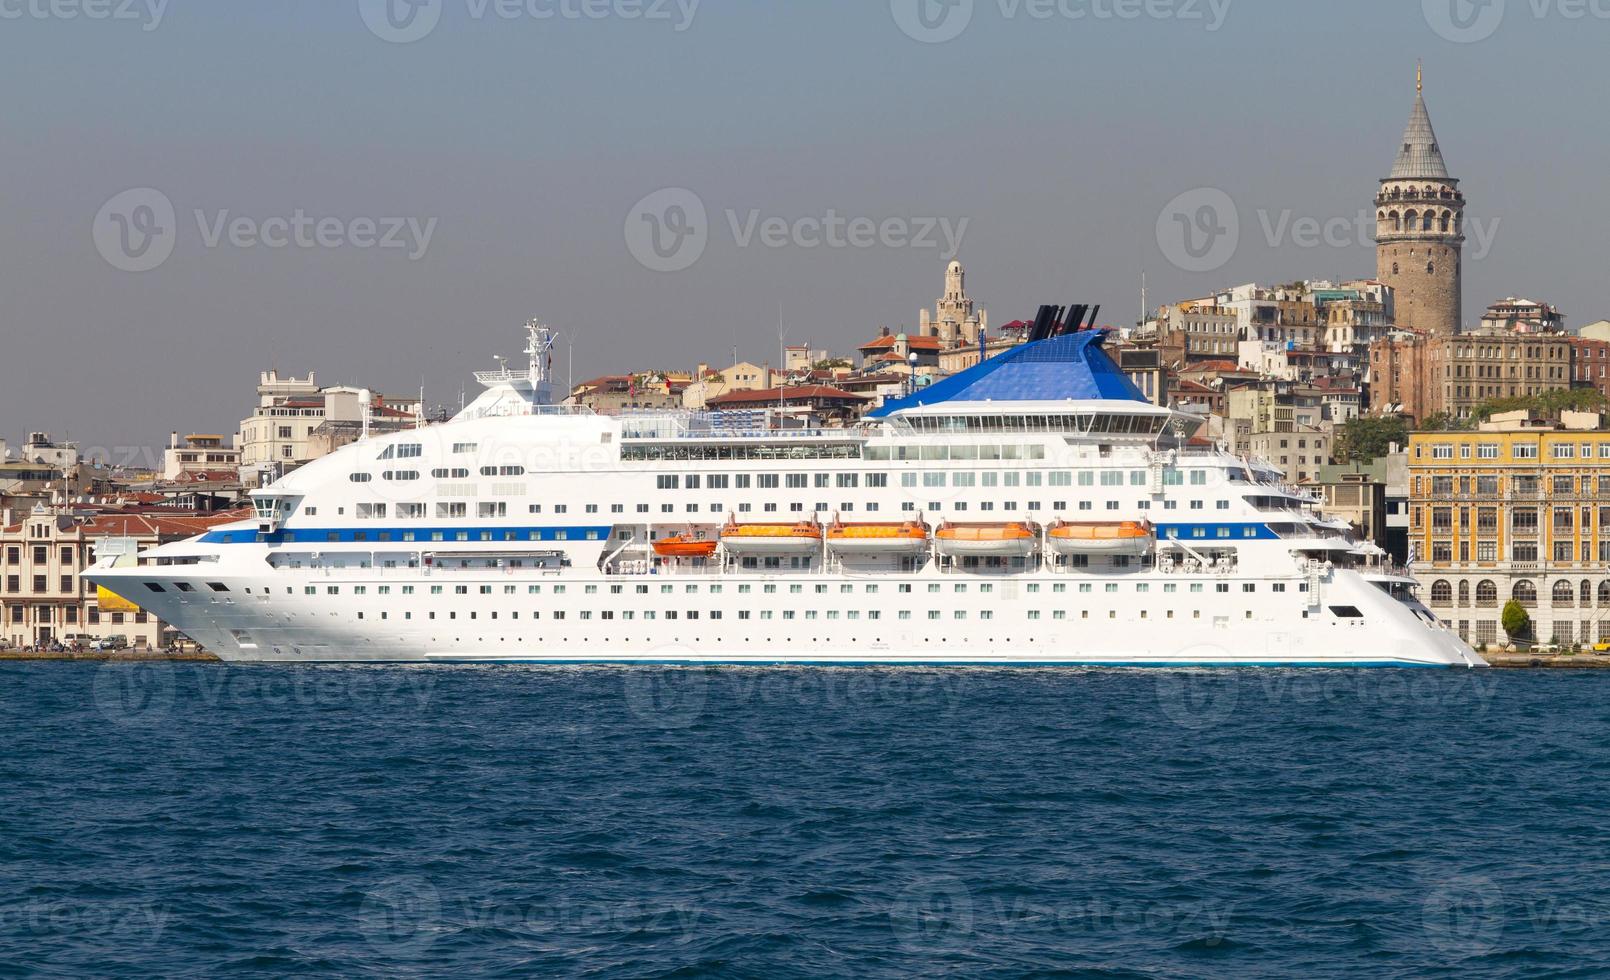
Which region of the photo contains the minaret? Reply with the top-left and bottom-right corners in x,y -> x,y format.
1375,65 -> 1464,336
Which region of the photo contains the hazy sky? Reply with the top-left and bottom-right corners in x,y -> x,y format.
3,0 -> 1606,455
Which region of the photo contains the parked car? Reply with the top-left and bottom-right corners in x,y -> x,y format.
92,635 -> 129,652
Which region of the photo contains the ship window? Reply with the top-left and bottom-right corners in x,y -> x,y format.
207,582 -> 229,592
175,582 -> 195,592
144,582 -> 165,592
1329,605 -> 1365,619
349,473 -> 372,483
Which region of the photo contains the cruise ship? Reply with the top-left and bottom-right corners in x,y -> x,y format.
88,313 -> 1485,667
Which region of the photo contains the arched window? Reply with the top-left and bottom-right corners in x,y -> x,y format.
1431,580 -> 1453,605
1405,209 -> 1419,230
1427,262 -> 1435,275
1439,211 -> 1452,232
1476,580 -> 1498,606
1598,581 -> 1610,606
1388,210 -> 1401,231
1422,212 -> 1434,231
1513,580 -> 1537,605
1582,580 -> 1594,606
1458,581 -> 1470,605
1392,263 -> 1400,275
1553,580 -> 1575,606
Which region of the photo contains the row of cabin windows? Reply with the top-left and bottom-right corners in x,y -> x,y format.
644,469 -> 1212,491
193,580 -> 1288,599
288,607 -> 1295,625
345,494 -> 1231,522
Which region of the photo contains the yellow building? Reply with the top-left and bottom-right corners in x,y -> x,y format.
1408,411 -> 1610,649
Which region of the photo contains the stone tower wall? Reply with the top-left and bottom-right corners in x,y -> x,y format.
1375,185 -> 1463,335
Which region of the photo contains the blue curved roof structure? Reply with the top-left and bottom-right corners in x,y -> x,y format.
869,330 -> 1148,417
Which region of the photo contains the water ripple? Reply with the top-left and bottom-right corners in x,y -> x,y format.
1,663 -> 1607,977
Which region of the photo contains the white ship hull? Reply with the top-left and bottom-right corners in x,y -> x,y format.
89,558 -> 1481,668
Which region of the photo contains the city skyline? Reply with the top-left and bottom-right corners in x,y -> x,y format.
3,0 -> 1607,449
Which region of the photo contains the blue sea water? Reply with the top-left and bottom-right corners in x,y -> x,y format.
3,663 -> 1609,978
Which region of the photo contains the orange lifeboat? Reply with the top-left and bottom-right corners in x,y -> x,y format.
652,534 -> 719,559
825,521 -> 930,556
1047,520 -> 1153,557
719,520 -> 823,556
933,521 -> 1038,558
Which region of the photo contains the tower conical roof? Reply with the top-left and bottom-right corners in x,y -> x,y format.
1389,91 -> 1450,180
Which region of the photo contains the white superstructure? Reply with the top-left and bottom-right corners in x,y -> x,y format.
89,318 -> 1484,667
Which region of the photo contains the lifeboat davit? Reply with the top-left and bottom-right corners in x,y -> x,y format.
653,534 -> 719,559
719,521 -> 823,556
1048,520 -> 1153,557
826,521 -> 930,556
933,522 -> 1038,558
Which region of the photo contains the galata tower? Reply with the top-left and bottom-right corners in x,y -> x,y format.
1376,66 -> 1464,336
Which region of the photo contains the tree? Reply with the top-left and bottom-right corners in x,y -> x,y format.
1501,600 -> 1531,643
1337,415 -> 1409,463
1417,412 -> 1471,432
1469,387 -> 1607,424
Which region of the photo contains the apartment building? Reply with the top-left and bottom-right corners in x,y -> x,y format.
1408,411 -> 1610,649
0,508 -> 241,648
1369,328 -> 1573,422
